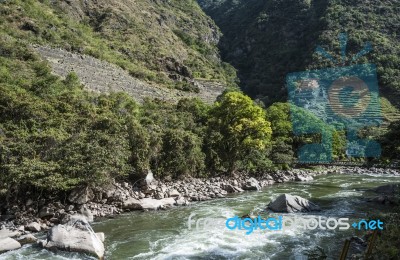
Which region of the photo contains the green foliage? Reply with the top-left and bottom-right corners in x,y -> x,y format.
0,0 -> 237,91
199,0 -> 400,108
206,91 -> 272,173
381,120 -> 400,159
265,102 -> 294,166
159,129 -> 206,178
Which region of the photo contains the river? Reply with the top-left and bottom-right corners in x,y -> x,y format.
1,173 -> 399,259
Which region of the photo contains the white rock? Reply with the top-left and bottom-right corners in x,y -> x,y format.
25,222 -> 41,232
39,216 -> 104,259
0,237 -> 21,253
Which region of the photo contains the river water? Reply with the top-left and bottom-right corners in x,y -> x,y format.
1,173 -> 399,260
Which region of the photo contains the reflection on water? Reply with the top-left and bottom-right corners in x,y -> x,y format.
1,174 -> 399,260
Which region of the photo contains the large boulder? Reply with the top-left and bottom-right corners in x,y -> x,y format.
123,198 -> 177,211
138,198 -> 164,210
242,177 -> 261,191
0,229 -> 20,239
372,184 -> 400,195
268,194 -> 321,213
122,198 -> 143,210
0,237 -> 21,253
39,215 -> 104,259
68,187 -> 95,205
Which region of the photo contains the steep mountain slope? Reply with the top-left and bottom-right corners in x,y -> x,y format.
0,0 -> 237,94
198,0 -> 400,107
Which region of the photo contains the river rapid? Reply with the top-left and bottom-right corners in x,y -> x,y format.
1,173 -> 399,260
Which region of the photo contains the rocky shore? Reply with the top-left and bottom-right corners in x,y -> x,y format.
0,166 -> 399,256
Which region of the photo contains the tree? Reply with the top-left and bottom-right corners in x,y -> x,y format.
206,91 -> 272,173
265,102 -> 294,167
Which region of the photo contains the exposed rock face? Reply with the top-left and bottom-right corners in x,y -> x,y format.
268,194 -> 321,213
0,237 -> 21,253
39,215 -> 105,259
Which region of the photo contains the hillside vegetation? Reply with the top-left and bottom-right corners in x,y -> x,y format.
1,0 -> 237,91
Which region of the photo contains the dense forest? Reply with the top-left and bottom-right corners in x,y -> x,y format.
0,0 -> 399,197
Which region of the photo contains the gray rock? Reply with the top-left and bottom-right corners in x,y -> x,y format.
222,184 -> 243,193
17,234 -> 38,245
160,198 -> 176,209
68,187 -> 94,205
139,198 -> 164,210
295,174 -> 313,182
39,207 -> 55,218
25,222 -> 41,232
372,184 -> 399,195
168,189 -> 180,197
268,194 -> 321,213
0,237 -> 21,253
122,198 -> 142,210
175,196 -> 190,206
39,216 -> 104,259
0,229 -> 20,239
242,177 -> 261,191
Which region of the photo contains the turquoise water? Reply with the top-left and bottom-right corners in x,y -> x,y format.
1,173 -> 399,259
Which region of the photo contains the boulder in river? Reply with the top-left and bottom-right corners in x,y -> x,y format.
0,237 -> 21,253
268,194 -> 321,213
372,184 -> 399,195
39,215 -> 105,259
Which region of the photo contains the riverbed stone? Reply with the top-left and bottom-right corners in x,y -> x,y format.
17,234 -> 38,245
0,229 -> 20,239
122,198 -> 142,210
0,237 -> 21,253
25,222 -> 41,232
242,178 -> 261,191
39,215 -> 104,259
168,189 -> 180,197
268,194 -> 321,213
39,207 -> 55,218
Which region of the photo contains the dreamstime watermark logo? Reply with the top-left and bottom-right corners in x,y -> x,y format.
286,33 -> 382,163
187,214 -> 384,235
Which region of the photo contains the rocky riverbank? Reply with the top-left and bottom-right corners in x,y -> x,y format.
0,166 -> 399,255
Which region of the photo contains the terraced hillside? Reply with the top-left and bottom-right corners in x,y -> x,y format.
34,45 -> 225,104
